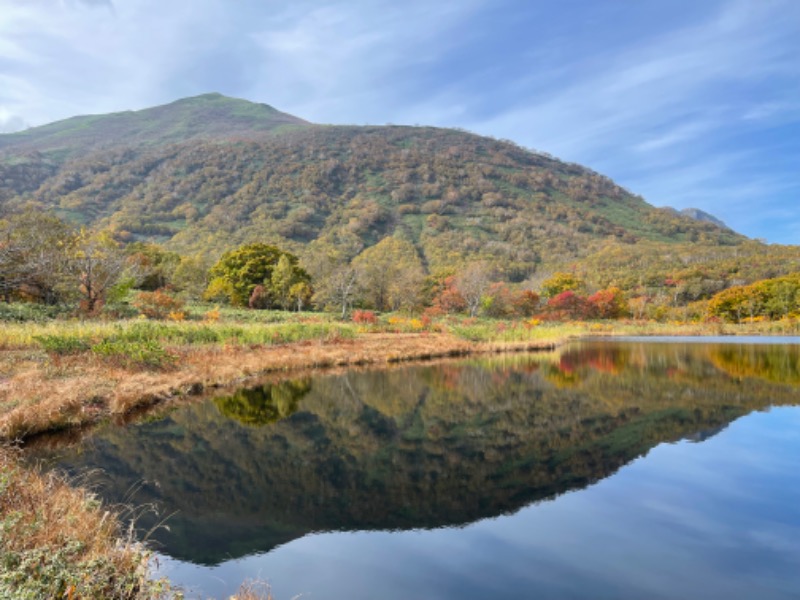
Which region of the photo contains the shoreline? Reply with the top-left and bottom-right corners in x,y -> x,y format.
0,322 -> 796,443
1,332 -> 564,443
3,319 -> 797,444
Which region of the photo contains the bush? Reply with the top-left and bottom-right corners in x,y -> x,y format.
0,303 -> 71,323
90,339 -> 175,369
352,310 -> 378,324
132,289 -> 185,320
34,335 -> 91,355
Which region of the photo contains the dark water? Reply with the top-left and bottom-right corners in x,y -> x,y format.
33,338 -> 800,599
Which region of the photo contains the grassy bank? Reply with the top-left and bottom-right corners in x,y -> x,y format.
0,445 -> 169,599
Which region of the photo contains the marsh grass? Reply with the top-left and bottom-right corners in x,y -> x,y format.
5,319 -> 358,353
0,445 -> 172,599
446,319 -> 587,343
441,316 -> 800,343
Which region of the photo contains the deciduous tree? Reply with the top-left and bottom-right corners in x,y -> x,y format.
68,229 -> 132,314
206,243 -> 308,308
456,262 -> 495,317
540,272 -> 585,299
0,211 -> 74,304
352,237 -> 425,312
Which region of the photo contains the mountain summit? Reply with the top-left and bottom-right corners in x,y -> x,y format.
0,93 -> 308,157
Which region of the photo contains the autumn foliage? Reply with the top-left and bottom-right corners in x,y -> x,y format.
133,289 -> 185,319
351,310 -> 378,324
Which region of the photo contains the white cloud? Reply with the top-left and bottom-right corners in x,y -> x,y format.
246,0 -> 485,123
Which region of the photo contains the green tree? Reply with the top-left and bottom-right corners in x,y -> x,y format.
271,254 -> 312,310
289,281 -> 313,312
172,253 -> 212,299
206,243 -> 309,308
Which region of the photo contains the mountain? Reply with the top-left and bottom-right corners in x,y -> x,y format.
1,93 -> 798,289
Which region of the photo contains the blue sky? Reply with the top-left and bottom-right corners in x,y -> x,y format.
0,0 -> 798,243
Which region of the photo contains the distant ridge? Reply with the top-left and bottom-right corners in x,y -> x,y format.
679,207 -> 729,230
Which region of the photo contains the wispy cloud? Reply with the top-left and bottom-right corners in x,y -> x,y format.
466,1 -> 799,157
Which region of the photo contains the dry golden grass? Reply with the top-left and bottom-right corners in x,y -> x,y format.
0,445 -> 169,598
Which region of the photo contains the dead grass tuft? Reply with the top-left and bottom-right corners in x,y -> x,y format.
230,579 -> 275,600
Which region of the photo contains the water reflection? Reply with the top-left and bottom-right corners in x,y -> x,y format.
214,379 -> 311,426
32,340 -> 800,570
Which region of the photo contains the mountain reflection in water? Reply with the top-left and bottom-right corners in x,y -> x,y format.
32,340 -> 800,567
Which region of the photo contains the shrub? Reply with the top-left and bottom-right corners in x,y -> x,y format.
541,290 -> 593,321
513,290 -> 540,317
132,289 -> 185,320
352,310 -> 378,324
587,287 -> 629,319
0,447 -> 170,600
91,339 -> 175,369
203,306 -> 221,322
0,303 -> 71,323
248,284 -> 271,309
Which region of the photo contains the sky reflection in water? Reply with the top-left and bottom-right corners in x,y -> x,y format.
155,343 -> 800,600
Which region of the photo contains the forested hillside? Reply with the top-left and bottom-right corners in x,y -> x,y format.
2,93 -> 799,314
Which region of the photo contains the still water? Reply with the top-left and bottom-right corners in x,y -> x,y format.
34,338 -> 800,599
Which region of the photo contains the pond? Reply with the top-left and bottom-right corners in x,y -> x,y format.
33,338 -> 800,599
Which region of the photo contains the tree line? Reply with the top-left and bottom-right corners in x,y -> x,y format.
1,211 -> 797,323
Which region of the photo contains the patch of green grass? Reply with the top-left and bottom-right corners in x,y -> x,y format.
90,339 -> 175,369
33,335 -> 91,355
18,318 -> 358,355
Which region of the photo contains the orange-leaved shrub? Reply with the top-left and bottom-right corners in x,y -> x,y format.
132,289 -> 185,319
351,309 -> 378,324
